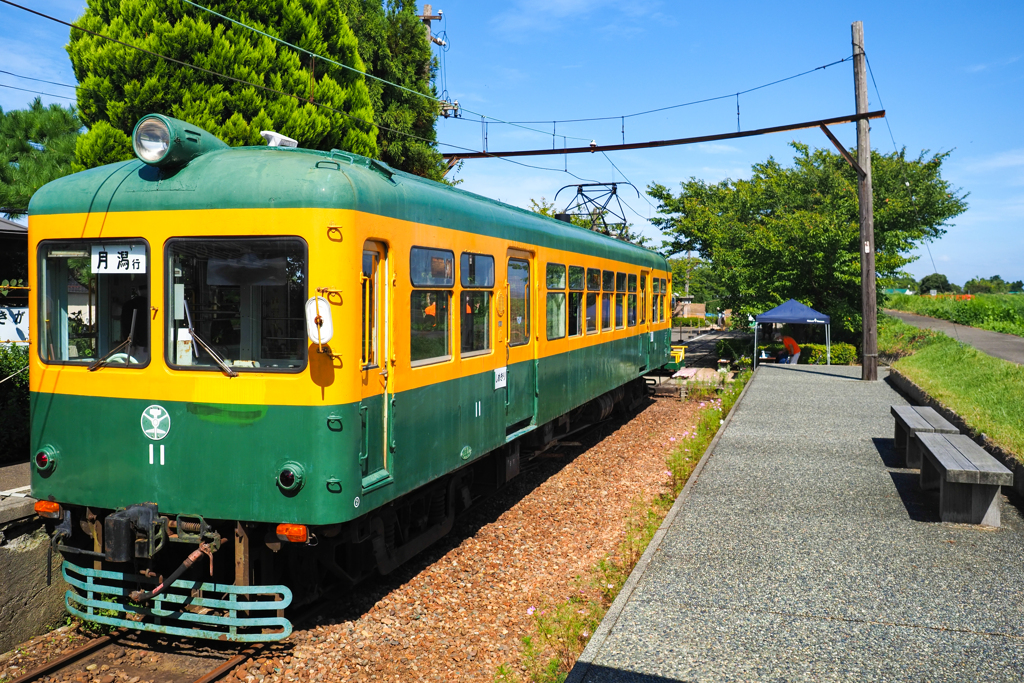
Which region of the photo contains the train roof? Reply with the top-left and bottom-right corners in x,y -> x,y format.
29,145 -> 666,270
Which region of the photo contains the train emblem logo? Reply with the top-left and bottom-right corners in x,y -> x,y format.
141,405 -> 171,441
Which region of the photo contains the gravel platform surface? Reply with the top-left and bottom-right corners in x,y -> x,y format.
571,364 -> 1024,682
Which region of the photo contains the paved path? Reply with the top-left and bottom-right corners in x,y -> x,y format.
570,365 -> 1024,682
886,309 -> 1024,365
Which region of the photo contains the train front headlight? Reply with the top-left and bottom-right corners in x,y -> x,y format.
133,116 -> 171,164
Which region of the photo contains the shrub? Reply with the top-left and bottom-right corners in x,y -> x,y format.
671,316 -> 706,327
0,344 -> 29,463
800,342 -> 858,365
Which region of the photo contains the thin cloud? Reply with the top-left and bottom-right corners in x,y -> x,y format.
963,149 -> 1024,173
963,55 -> 1021,73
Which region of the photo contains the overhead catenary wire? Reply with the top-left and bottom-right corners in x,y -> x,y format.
505,56 -> 854,125
0,69 -> 77,89
0,82 -> 75,101
0,0 -> 598,184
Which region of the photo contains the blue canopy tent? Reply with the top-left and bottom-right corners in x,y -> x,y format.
753,299 -> 831,369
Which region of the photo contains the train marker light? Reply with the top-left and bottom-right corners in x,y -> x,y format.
275,524 -> 308,543
276,462 -> 305,493
34,500 -> 62,519
34,445 -> 58,475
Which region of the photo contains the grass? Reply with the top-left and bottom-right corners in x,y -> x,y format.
886,293 -> 1024,337
496,372 -> 751,683
880,314 -> 1024,462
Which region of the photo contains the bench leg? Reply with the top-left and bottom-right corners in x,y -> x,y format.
894,421 -> 907,460
939,481 -> 1003,527
906,435 -> 923,469
920,452 -> 941,491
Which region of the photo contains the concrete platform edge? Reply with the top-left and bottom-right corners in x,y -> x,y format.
887,368 -> 1024,498
566,368 -> 760,683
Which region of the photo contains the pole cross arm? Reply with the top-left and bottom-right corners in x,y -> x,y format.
819,124 -> 865,177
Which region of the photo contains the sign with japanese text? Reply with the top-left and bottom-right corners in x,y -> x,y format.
0,307 -> 29,344
91,244 -> 147,274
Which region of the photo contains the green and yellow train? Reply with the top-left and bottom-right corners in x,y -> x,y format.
28,114 -> 672,641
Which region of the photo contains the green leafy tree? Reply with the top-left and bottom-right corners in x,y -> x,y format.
964,275 -> 1011,295
649,144 -> 968,337
341,0 -> 445,179
0,98 -> 82,218
68,0 -> 378,164
918,273 -> 955,295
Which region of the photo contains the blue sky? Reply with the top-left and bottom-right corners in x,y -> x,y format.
2,0 -> 1022,286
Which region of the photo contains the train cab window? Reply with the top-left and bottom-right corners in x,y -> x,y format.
586,268 -> 600,333
508,258 -> 530,346
615,272 -> 626,329
627,274 -> 637,327
410,247 -> 454,365
568,266 -> 584,337
652,277 -> 660,323
460,253 -> 493,356
39,239 -> 150,366
601,270 -> 613,331
640,274 -> 647,325
166,238 -> 307,372
546,263 -> 566,341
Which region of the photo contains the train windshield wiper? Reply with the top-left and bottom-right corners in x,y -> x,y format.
88,309 -> 136,371
184,300 -> 238,378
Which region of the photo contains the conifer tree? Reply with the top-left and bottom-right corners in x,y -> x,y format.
67,0 -> 378,166
0,98 -> 81,218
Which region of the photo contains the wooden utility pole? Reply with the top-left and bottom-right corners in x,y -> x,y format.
853,21 -> 877,381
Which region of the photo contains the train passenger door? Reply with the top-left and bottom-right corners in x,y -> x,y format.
502,249 -> 537,435
359,240 -> 393,489
639,271 -> 650,372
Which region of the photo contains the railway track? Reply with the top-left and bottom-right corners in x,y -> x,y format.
6,629 -> 275,683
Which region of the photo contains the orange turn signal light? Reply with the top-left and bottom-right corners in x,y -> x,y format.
34,500 -> 62,519
275,523 -> 308,543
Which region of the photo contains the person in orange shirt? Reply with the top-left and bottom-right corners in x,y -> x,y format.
773,333 -> 801,364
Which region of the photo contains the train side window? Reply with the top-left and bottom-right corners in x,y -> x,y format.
546,264 -> 566,341
460,253 -> 494,288
411,290 -> 451,365
585,292 -> 598,333
39,239 -> 150,367
508,258 -> 530,346
361,250 -> 378,367
568,266 -> 585,291
602,270 -> 614,292
627,274 -> 637,327
640,274 -> 647,325
601,270 -> 613,331
652,277 -> 660,322
615,272 -> 625,329
587,268 -> 601,291
460,253 -> 493,357
411,247 -> 454,365
568,266 -> 584,337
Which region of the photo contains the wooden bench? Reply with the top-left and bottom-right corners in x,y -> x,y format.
917,432 -> 1013,526
891,405 -> 959,468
